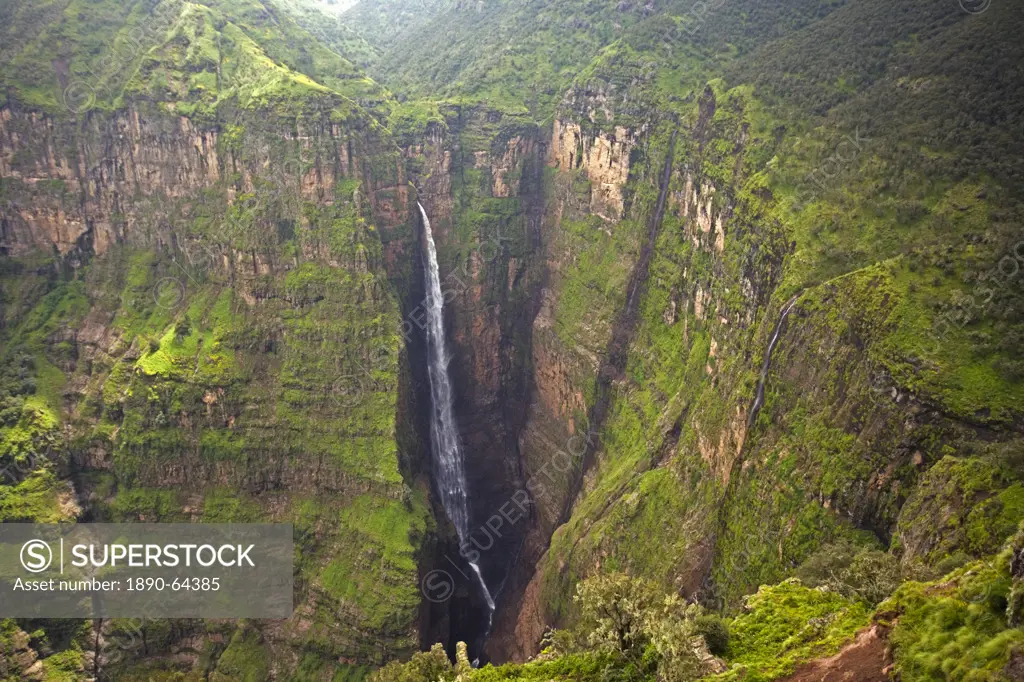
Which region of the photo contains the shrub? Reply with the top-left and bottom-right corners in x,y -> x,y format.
173,315 -> 192,342
695,614 -> 730,656
370,644 -> 454,682
796,543 -> 904,605
573,572 -> 710,681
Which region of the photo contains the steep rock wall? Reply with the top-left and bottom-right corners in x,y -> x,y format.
0,95 -> 430,678
494,77 -> 1024,661
490,92 -> 658,661
399,105 -> 550,657
549,119 -> 637,222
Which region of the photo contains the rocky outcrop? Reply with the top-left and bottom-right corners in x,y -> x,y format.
549,119 -> 636,221
674,172 -> 729,254
491,135 -> 538,198
0,624 -> 44,681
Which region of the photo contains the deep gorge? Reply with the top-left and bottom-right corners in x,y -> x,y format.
2,0 -> 1024,679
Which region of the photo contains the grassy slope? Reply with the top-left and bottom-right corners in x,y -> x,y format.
0,0 -> 391,119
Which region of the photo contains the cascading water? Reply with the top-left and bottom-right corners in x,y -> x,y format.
418,203 -> 497,631
748,294 -> 801,428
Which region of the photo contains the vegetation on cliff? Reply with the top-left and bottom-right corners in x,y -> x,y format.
1,0 -> 1022,678
375,524 -> 1024,681
0,0 -> 430,678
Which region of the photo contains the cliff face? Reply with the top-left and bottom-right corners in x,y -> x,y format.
0,101 -> 410,260
0,96 -> 429,675
0,1 -> 436,675
486,69 -> 1024,659
0,106 -> 219,256
400,107 -> 550,646
549,119 -> 637,222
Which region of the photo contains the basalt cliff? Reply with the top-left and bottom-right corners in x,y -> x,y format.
2,0 -> 1024,680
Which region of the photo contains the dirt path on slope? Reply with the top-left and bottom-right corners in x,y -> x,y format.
777,624 -> 891,682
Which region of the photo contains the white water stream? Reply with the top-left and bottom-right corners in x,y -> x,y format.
418,203 -> 496,627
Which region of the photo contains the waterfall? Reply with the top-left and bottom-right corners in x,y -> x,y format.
418,203 -> 496,628
748,294 -> 801,428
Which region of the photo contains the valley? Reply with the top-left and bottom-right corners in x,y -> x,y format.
1,0 -> 1023,679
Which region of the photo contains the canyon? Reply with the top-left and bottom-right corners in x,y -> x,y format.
1,0 -> 1024,679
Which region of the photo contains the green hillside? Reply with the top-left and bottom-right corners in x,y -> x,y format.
1,0 -> 1022,679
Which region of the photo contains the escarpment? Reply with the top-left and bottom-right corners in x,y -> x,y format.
4,0 -> 1024,678
0,102 -> 407,259
487,71 -> 1024,660
0,3 -> 435,674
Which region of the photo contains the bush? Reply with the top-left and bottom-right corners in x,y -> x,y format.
173,316 -> 192,342
573,572 -> 710,681
695,614 -> 730,656
370,644 -> 455,682
794,540 -> 860,586
830,550 -> 902,605
795,543 -> 903,605
933,551 -> 971,577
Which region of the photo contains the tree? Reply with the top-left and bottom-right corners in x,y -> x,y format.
369,643 -> 454,682
572,572 -> 715,681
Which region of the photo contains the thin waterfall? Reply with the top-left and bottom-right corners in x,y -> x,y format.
418,203 -> 496,629
748,294 -> 801,428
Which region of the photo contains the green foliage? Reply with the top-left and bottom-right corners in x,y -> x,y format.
0,469 -> 75,523
896,454 -> 1024,565
370,644 -> 456,682
209,625 -> 270,682
39,646 -> 85,681
385,100 -> 448,144
107,487 -> 187,522
708,580 -> 872,681
0,0 -> 390,118
314,494 -> 429,632
883,532 -> 1024,682
561,572 -> 713,681
369,574 -> 718,682
795,543 -> 915,606
694,615 -> 730,658
468,651 -> 635,682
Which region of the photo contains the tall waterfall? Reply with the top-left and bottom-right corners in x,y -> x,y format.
748,294 -> 801,428
418,203 -> 496,628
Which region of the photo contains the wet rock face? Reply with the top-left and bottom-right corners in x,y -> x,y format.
402,107 -> 550,652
